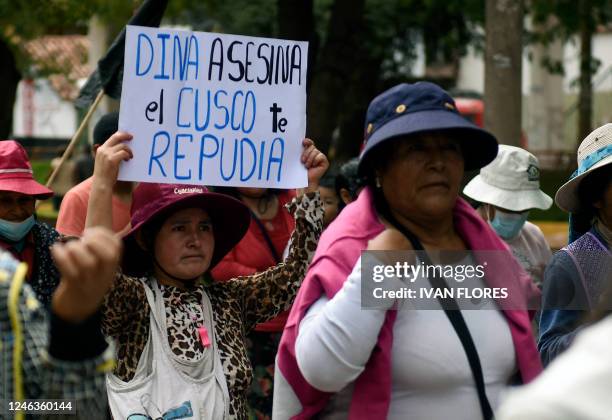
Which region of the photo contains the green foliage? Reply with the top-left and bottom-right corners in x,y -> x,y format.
0,0 -> 91,39
529,0 -> 612,37
526,0 -> 612,76
166,0 -> 277,35
530,169 -> 575,221
31,160 -> 51,185
0,0 -> 136,76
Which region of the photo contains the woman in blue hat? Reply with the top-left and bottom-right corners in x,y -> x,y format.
538,123 -> 612,366
275,82 -> 541,420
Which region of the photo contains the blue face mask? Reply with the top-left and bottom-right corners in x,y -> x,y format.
0,215 -> 36,242
490,209 -> 529,240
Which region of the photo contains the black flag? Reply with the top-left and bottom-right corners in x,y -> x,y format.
75,0 -> 169,109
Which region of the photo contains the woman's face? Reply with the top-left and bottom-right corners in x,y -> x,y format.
378,133 -> 464,222
0,191 -> 35,221
153,207 -> 215,283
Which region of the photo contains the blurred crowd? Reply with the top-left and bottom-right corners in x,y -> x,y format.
1,81 -> 611,420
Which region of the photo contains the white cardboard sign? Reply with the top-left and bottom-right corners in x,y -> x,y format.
118,25 -> 309,188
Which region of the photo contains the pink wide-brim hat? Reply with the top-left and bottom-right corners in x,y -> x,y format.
122,182 -> 251,277
0,140 -> 53,199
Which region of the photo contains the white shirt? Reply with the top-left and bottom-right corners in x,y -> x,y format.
296,257 -> 517,420
506,221 -> 552,288
497,315 -> 612,420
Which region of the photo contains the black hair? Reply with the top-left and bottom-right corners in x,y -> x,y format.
212,186 -> 284,199
319,166 -> 338,189
361,138 -> 399,189
93,112 -> 119,146
577,164 -> 612,217
335,158 -> 367,211
126,214 -> 166,276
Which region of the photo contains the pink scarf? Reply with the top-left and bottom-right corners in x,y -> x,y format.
276,187 -> 543,419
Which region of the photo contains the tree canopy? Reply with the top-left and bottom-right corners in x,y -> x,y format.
4,0 -> 608,158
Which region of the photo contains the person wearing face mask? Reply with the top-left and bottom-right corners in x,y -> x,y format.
463,145 -> 553,288
0,140 -> 61,305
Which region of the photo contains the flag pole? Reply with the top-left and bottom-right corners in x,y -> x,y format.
37,89 -> 105,209
45,89 -> 105,188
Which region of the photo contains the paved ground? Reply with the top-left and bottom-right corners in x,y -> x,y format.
533,221 -> 569,251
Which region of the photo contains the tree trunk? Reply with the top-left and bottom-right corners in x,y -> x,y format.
277,0 -> 318,92
0,39 -> 21,139
484,0 -> 523,146
577,0 -> 593,146
334,54 -> 384,162
306,0 -> 366,155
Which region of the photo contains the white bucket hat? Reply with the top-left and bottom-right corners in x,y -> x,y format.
555,123 -> 612,213
463,145 -> 553,211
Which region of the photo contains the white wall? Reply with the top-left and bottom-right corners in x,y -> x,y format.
12,79 -> 77,138
457,32 -> 612,94
562,33 -> 612,93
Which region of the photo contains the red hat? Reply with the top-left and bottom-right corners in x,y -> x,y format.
122,182 -> 250,277
0,140 -> 53,199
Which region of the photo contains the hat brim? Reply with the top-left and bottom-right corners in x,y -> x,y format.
122,191 -> 250,277
0,178 -> 53,199
463,175 -> 553,211
358,109 -> 498,174
555,155 -> 612,213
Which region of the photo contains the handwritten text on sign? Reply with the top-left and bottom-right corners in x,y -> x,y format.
118,25 -> 309,188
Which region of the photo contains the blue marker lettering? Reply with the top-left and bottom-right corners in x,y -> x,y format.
173,35 -> 189,80
177,87 -> 193,128
230,91 -> 244,131
240,137 -> 256,181
214,90 -> 229,129
219,137 -> 238,181
136,33 -> 154,76
174,134 -> 193,180
258,140 -> 265,180
267,137 -> 284,181
198,134 -> 219,180
195,89 -> 211,131
149,131 -> 170,176
242,91 -> 256,134
154,33 -> 170,79
186,35 -> 199,80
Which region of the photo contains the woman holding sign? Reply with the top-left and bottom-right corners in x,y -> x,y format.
274,82 -> 542,420
86,132 -> 327,419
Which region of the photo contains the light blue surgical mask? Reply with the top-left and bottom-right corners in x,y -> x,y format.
490,209 -> 529,240
0,215 -> 36,242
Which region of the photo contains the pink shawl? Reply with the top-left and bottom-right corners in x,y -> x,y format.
276,187 -> 542,419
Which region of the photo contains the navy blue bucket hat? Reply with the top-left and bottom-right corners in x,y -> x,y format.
358,82 -> 498,174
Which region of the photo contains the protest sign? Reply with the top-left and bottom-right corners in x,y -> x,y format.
118,25 -> 309,188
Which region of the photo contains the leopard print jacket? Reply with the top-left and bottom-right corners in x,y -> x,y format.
101,192 -> 323,419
